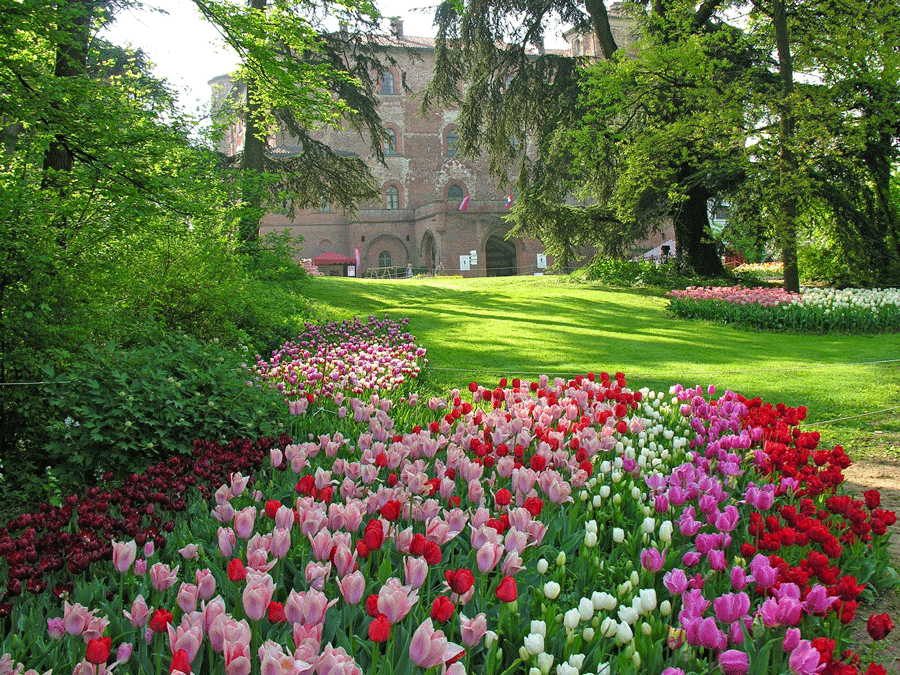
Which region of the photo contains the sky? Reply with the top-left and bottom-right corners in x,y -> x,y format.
104,1 -> 573,114
103,0 -> 448,113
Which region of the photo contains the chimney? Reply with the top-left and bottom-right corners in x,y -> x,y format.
390,19 -> 404,38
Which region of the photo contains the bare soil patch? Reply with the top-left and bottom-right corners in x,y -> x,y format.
841,453 -> 900,669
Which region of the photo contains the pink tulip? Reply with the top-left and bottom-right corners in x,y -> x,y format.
234,506 -> 257,540
459,612 -> 493,648
112,540 -> 137,574
218,527 -> 236,557
405,557 -> 429,589
81,614 -> 109,643
274,505 -> 294,530
47,617 -> 65,640
63,601 -> 95,636
230,472 -> 249,497
242,570 -> 275,622
476,541 -> 502,574
309,530 -> 333,561
317,644 -> 358,675
149,563 -> 179,592
177,583 -> 200,614
270,528 -> 291,560
783,627 -> 801,652
203,596 -> 227,634
789,640 -> 824,675
377,578 -> 419,624
305,561 -> 331,590
168,618 -> 203,662
409,618 -> 464,670
718,649 -> 749,675
195,569 -> 217,601
178,544 -> 200,560
338,571 -> 366,605
124,595 -> 150,628
713,592 -> 750,625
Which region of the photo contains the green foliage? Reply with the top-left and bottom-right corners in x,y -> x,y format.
797,241 -> 853,287
41,332 -> 286,492
573,257 -> 731,290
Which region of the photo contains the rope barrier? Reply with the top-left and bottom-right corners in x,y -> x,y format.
800,406 -> 900,428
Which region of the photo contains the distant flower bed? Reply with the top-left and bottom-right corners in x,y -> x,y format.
734,262 -> 784,280
667,285 -> 900,332
251,315 -> 427,404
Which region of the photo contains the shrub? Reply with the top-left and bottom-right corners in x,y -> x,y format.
575,257 -> 731,289
40,332 -> 287,492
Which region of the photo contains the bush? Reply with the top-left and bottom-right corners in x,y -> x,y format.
40,331 -> 287,492
574,256 -> 731,289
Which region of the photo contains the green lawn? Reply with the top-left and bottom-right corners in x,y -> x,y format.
300,275 -> 900,456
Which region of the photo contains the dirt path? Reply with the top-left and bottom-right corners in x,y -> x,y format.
842,454 -> 900,669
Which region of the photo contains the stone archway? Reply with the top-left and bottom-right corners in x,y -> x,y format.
486,234 -> 517,276
421,231 -> 436,272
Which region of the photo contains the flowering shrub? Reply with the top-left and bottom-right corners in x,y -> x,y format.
251,315 -> 427,403
1,368 -> 895,675
667,285 -> 900,332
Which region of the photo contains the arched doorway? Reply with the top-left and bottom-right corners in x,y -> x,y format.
486,234 -> 517,276
421,232 -> 436,273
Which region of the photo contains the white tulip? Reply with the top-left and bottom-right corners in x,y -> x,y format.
531,620 -> 547,637
578,597 -> 594,621
612,527 -> 625,543
564,608 -> 581,630
543,581 -> 561,600
523,633 -> 545,656
615,620 -> 634,645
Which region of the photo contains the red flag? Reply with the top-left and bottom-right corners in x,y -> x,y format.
458,196 -> 470,212
506,194 -> 514,209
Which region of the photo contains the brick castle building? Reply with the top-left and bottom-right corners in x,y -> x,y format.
210,11 -> 670,277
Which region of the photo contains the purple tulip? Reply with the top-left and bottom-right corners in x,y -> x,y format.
718,649 -> 749,675
789,640 -> 824,675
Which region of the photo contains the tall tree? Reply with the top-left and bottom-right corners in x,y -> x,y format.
194,0 -> 397,252
425,0 -> 737,275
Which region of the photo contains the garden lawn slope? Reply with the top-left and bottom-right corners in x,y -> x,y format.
302,276 -> 900,453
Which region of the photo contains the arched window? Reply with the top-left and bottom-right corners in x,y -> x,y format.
381,71 -> 395,95
446,129 -> 459,157
385,185 -> 400,210
384,129 -> 397,156
378,250 -> 392,268
447,184 -> 464,201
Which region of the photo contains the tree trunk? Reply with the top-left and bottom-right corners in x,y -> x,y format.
584,0 -> 619,60
773,0 -> 800,293
238,0 -> 268,255
673,182 -> 725,277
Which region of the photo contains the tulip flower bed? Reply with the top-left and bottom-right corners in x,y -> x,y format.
667,285 -> 900,332
251,316 -> 427,404
1,366 -> 896,675
733,263 -> 784,281
0,436 -> 283,608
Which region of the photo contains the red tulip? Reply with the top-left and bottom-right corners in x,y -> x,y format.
368,614 -> 391,642
495,575 -> 517,603
227,558 -> 247,582
431,595 -> 455,623
170,648 -> 191,674
867,613 -> 893,641
445,569 -> 474,595
148,608 -> 173,634
268,601 -> 287,623
85,636 -> 111,665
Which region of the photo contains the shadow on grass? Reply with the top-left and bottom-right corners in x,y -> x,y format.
303,277 -> 900,440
